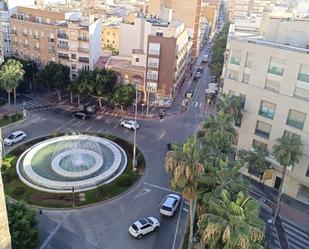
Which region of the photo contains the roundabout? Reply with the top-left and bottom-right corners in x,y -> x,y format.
17,134 -> 127,193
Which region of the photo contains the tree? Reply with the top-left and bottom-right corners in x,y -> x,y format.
7,201 -> 39,249
198,190 -> 264,249
238,145 -> 270,182
216,93 -> 241,119
36,62 -> 70,101
0,59 -> 24,116
271,133 -> 302,225
165,136 -> 204,249
113,84 -> 135,111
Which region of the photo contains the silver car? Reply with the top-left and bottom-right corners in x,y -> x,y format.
160,194 -> 181,216
4,131 -> 27,146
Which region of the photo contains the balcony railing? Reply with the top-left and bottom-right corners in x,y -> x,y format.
78,47 -> 89,53
267,66 -> 284,76
48,38 -> 55,43
259,109 -> 274,119
11,30 -> 17,34
78,57 -> 89,63
33,35 -> 40,40
297,73 -> 309,83
255,129 -> 270,139
78,36 -> 89,41
57,33 -> 68,39
58,44 -> 69,50
58,54 -> 69,60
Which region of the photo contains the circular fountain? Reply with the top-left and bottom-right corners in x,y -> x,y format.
16,134 -> 127,193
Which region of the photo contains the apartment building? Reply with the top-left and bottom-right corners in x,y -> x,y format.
148,0 -> 201,59
222,15 -> 309,204
102,24 -> 120,53
9,7 -> 101,78
0,1 -> 11,63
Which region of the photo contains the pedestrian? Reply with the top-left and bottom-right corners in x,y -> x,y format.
39,208 -> 43,215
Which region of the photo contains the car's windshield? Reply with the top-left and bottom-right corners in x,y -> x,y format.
7,134 -> 15,139
131,224 -> 139,231
161,206 -> 172,212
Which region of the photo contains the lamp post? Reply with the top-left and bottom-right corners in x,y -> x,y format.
132,84 -> 138,171
26,62 -> 35,93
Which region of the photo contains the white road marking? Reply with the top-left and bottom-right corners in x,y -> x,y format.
199,103 -> 203,108
194,102 -> 199,107
172,200 -> 184,249
144,183 -> 181,194
157,131 -> 166,140
134,188 -> 151,199
183,208 -> 189,212
184,200 -> 189,205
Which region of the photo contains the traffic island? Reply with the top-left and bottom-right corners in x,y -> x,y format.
1,132 -> 145,208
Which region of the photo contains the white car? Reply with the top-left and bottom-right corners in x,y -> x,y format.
160,194 -> 181,216
129,217 -> 160,239
120,120 -> 139,130
4,131 -> 27,146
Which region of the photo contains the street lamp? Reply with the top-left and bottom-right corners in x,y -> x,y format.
26,62 -> 35,93
132,84 -> 138,171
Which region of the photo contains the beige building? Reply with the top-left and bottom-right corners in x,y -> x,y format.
222,16 -> 309,204
148,0 -> 201,59
10,7 -> 102,78
102,24 -> 120,53
0,1 -> 10,64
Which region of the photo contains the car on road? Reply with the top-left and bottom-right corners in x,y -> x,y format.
197,66 -> 203,73
129,217 -> 160,239
120,120 -> 140,130
160,194 -> 181,216
4,131 -> 27,145
194,71 -> 202,80
71,110 -> 91,120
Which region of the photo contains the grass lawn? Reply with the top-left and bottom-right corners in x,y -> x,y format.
0,113 -> 24,127
1,132 -> 145,208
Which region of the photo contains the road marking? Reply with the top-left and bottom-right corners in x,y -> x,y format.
157,131 -> 166,140
194,102 -> 199,108
172,199 -> 184,249
40,213 -> 70,249
134,188 -> 151,199
184,200 -> 189,205
144,183 -> 181,194
183,208 -> 189,212
249,189 -> 276,205
199,103 -> 203,108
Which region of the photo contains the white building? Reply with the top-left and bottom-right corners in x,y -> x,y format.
0,1 -> 10,63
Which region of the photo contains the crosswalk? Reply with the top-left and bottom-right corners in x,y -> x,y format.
281,217 -> 309,249
20,99 -> 52,110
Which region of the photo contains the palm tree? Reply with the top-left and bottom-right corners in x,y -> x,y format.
271,133 -> 302,225
216,93 -> 241,119
165,136 -> 204,249
0,59 -> 24,116
198,190 -> 265,249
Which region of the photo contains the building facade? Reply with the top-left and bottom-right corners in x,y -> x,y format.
102,24 -> 120,53
0,1 -> 11,62
222,17 -> 309,204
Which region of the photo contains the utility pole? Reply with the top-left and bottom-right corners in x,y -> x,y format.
0,128 -> 12,249
132,85 -> 138,171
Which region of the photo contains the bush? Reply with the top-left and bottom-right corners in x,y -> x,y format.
3,114 -> 9,120
0,98 -> 6,106
51,131 -> 62,137
96,184 -> 115,198
13,186 -> 26,196
2,171 -> 14,183
117,172 -> 135,187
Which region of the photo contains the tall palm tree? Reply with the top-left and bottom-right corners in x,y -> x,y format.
198,190 -> 265,249
165,136 -> 204,249
216,93 -> 241,119
272,133 -> 302,224
0,59 -> 24,116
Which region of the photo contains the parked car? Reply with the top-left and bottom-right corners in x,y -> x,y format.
194,71 -> 202,80
160,194 -> 181,216
129,217 -> 160,239
71,110 -> 91,119
159,109 -> 166,119
197,67 -> 203,73
4,131 -> 27,146
120,120 -> 140,130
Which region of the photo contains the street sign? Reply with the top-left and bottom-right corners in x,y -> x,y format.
262,169 -> 273,181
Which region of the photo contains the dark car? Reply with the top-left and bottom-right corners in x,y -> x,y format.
71,110 -> 91,119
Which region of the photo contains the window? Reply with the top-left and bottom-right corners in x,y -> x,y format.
252,139 -> 268,151
287,110 -> 306,130
245,52 -> 253,68
227,70 -> 238,81
243,73 -> 250,83
298,64 -> 309,83
71,64 -> 77,70
268,57 -> 285,76
255,121 -> 271,139
230,49 -> 241,65
147,82 -> 157,92
147,70 -> 158,80
156,32 -> 163,37
259,100 -> 276,119
148,58 -> 159,68
148,43 -> 160,56
283,130 -> 301,140
294,87 -> 309,101
265,79 -> 280,92
135,58 -> 139,63
46,18 -> 50,24
240,94 -> 246,109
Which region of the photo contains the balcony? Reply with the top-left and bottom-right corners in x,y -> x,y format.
22,32 -> 28,37
34,46 -> 40,51
58,54 -> 69,60
11,41 -> 18,46
23,43 -> 29,48
78,57 -> 89,63
78,36 -> 89,42
57,33 -> 68,39
58,44 -> 69,50
78,47 -> 89,53
11,30 -> 17,34
48,38 -> 55,43
33,35 -> 40,40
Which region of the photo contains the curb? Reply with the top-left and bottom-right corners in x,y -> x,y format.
1,110 -> 31,129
